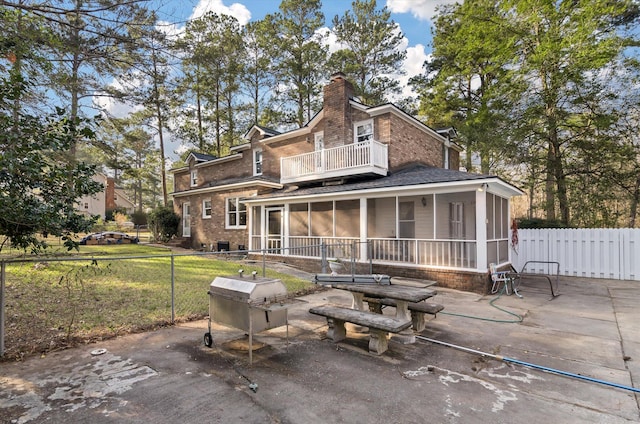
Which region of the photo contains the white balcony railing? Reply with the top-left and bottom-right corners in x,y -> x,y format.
280,140 -> 388,184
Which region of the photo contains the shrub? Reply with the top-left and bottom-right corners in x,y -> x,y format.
131,210 -> 147,226
113,212 -> 128,228
147,207 -> 179,242
517,218 -> 569,229
105,206 -> 127,222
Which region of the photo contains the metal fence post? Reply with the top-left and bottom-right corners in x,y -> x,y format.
1,261 -> 5,357
321,242 -> 327,274
170,254 -> 175,323
368,241 -> 373,274
351,241 -> 357,276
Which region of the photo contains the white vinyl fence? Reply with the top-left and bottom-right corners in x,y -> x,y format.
511,228 -> 640,281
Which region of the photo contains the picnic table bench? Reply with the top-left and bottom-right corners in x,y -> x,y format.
363,297 -> 444,332
309,305 -> 412,355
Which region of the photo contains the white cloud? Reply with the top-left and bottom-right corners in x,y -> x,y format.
386,0 -> 458,21
93,77 -> 143,118
190,0 -> 251,25
394,43 -> 430,99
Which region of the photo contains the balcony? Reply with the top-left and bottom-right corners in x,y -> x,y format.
280,139 -> 388,184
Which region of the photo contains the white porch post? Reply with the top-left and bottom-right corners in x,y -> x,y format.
283,203 -> 290,256
476,189 -> 488,271
260,205 -> 266,251
248,205 -> 253,250
360,198 -> 368,262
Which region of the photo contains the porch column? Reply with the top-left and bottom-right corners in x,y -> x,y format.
283,203 -> 290,256
476,189 -> 488,271
260,205 -> 266,251
360,198 -> 368,262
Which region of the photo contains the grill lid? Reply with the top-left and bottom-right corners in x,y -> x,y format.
209,274 -> 287,305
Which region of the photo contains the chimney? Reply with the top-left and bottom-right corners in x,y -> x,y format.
106,177 -> 116,211
323,72 -> 354,147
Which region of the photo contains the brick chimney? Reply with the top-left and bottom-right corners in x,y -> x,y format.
106,177 -> 116,211
323,72 -> 354,148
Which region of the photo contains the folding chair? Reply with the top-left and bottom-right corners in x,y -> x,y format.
489,263 -> 521,297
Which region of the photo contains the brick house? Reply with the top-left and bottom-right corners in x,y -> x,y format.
77,174 -> 135,219
170,73 -> 522,293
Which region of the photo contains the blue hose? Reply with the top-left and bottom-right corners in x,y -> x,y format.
416,335 -> 640,394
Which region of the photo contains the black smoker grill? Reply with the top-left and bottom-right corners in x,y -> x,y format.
204,270 -> 294,364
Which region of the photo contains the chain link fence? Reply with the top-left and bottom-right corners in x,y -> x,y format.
0,249 -> 313,361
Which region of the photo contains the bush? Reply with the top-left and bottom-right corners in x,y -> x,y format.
106,207 -> 127,222
131,210 -> 147,226
517,218 -> 569,229
113,212 -> 128,228
147,207 -> 180,242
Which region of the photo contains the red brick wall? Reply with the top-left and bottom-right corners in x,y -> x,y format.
387,114 -> 444,170
449,147 -> 460,170
323,74 -> 354,148
178,187 -> 255,250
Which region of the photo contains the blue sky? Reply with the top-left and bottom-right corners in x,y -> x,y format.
151,0 -> 457,92
155,0 -> 454,49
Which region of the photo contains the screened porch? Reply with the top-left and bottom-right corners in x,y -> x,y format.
248,190 -> 511,272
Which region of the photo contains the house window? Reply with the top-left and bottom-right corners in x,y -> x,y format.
354,119 -> 374,143
253,148 -> 263,176
190,170 -> 198,187
450,202 -> 464,239
226,197 -> 247,228
202,199 -> 212,218
398,201 -> 415,238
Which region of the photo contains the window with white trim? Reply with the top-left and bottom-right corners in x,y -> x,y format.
226,197 -> 247,228
190,170 -> 198,187
253,148 -> 263,176
202,199 -> 212,218
354,119 -> 374,143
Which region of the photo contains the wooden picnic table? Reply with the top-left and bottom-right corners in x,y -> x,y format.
330,283 -> 437,343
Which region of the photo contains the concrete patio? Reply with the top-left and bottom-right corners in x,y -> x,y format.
1,274 -> 639,423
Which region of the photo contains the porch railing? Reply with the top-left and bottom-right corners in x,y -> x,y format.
253,236 -> 477,270
280,140 -> 388,184
370,238 -> 477,269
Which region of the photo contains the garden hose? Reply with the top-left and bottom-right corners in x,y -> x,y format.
440,282 -> 523,324
416,335 -> 640,394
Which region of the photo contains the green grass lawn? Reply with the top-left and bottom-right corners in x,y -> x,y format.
2,243 -> 314,361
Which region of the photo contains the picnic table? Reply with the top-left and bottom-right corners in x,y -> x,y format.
329,283 -> 437,344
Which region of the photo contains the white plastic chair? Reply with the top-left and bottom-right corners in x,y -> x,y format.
490,263 -> 520,297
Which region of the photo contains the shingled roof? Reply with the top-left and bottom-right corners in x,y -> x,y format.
251,164 -> 495,200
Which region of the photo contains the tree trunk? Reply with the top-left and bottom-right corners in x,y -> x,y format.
629,174 -> 640,228
152,51 -> 168,207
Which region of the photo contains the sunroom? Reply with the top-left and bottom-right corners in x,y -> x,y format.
244,165 -> 523,275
